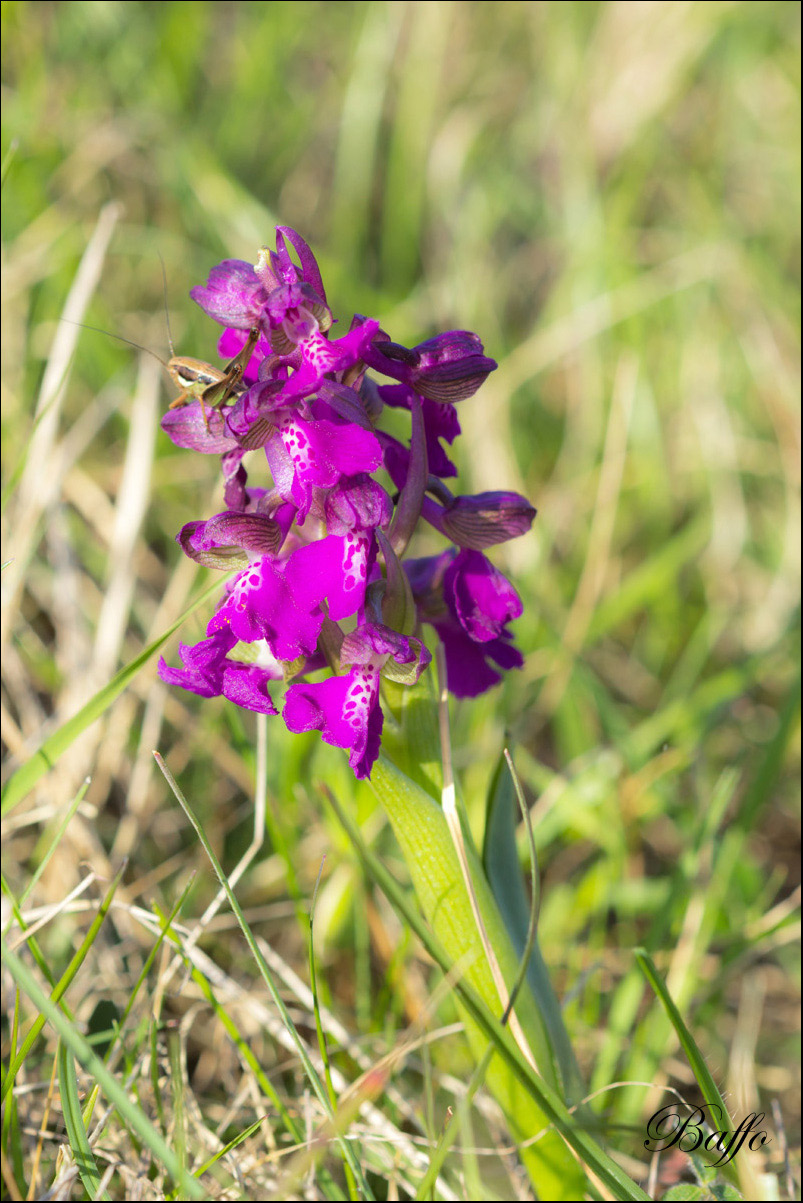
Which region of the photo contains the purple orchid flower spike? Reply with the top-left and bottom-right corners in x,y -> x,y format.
159,224 -> 535,777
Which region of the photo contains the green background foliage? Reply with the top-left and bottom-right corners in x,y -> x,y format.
1,2 -> 799,1198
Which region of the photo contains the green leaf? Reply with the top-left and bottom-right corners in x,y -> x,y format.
327,772 -> 648,1200
366,748 -> 589,1199
483,750 -> 585,1106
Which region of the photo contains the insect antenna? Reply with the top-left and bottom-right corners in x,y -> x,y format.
63,319 -> 169,371
158,251 -> 176,358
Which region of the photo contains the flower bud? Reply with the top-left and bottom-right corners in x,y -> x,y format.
412,331 -> 497,403
178,511 -> 284,569
437,491 -> 536,549
325,478 -> 392,535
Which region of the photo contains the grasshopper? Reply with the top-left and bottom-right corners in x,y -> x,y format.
69,321 -> 261,430
166,325 -> 261,427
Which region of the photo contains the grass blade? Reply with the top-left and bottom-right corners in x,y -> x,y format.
634,947 -> 740,1188
192,1117 -> 264,1180
1,573 -> 228,816
1,939 -> 205,1200
484,748 -> 586,1105
18,779 -> 90,906
57,1040 -> 110,1201
153,752 -> 375,1200
2,861 -> 126,1102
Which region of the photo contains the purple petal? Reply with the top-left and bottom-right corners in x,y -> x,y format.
412,331 -> 497,403
444,549 -> 522,642
223,454 -> 248,511
283,664 -> 383,779
161,403 -> 238,454
403,551 -> 453,610
217,326 -> 270,385
278,322 -> 380,405
208,558 -> 324,660
340,622 -> 430,678
276,226 -> 328,305
316,380 -> 372,429
431,621 -> 522,698
365,330 -> 495,404
178,511 -> 284,568
158,629 -> 280,714
324,476 -> 392,535
286,533 -> 372,621
157,628 -> 235,697
221,661 -> 279,714
263,431 -> 298,505
190,260 -> 268,329
264,281 -> 331,348
283,673 -> 354,745
378,389 -> 460,479
276,415 -> 382,519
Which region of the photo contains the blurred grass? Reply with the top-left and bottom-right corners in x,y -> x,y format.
1,1 -> 800,1198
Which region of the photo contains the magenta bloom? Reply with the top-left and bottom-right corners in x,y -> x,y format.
265,411 -> 383,521
405,549 -> 525,698
159,226 -> 535,777
286,477 -> 392,620
207,556 -> 326,662
284,624 -> 430,779
158,629 -> 280,715
190,259 -> 269,331
445,548 -> 523,641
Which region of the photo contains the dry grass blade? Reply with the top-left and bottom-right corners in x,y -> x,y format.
1,201 -> 122,651
152,751 -> 375,1200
